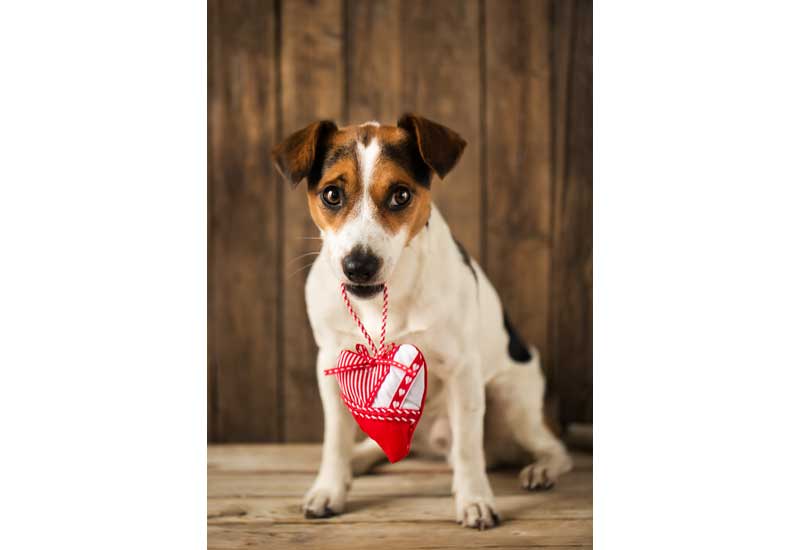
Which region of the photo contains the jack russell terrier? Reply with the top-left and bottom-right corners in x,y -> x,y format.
272,114 -> 572,530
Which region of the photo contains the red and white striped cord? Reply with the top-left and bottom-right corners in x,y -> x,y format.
379,284 -> 388,353
340,282 -> 389,355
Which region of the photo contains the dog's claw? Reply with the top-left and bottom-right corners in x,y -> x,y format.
460,499 -> 499,530
303,483 -> 346,519
304,505 -> 335,519
520,463 -> 559,491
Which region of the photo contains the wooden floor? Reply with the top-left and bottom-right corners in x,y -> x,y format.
208,444 -> 592,549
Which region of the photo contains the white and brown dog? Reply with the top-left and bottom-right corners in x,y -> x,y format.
272,114 -> 572,530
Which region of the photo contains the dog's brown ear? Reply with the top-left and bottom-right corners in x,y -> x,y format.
397,113 -> 466,180
271,120 -> 338,186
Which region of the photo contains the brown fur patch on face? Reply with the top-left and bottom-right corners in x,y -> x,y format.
370,127 -> 432,242
368,152 -> 431,243
305,155 -> 362,234
303,123 -> 432,242
303,125 -> 367,233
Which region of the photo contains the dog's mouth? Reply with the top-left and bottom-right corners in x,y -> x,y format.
344,282 -> 385,299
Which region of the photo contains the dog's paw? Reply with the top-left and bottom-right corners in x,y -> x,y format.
519,453 -> 572,491
519,463 -> 556,490
456,496 -> 500,530
302,483 -> 347,519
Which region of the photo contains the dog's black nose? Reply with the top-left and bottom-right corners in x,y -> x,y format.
342,247 -> 382,283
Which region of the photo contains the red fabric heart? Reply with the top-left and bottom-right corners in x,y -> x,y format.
325,342 -> 427,463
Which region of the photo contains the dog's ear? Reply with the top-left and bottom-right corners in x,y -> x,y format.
271,120 -> 338,186
397,113 -> 466,180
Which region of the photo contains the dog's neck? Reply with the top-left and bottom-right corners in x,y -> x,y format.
393,204 -> 455,298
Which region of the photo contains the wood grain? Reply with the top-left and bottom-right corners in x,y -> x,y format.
209,521 -> 591,549
400,0 -> 482,258
207,443 -> 592,473
208,468 -> 592,500
550,0 -> 593,425
485,0 -> 554,366
280,0 -> 345,442
208,0 -> 280,442
208,0 -> 593,441
207,444 -> 592,549
208,0 -> 216,442
345,0 -> 402,125
208,493 -> 592,524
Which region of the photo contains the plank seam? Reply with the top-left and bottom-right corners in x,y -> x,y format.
207,0 -> 216,443
274,0 -> 286,443
342,0 -> 351,123
208,518 -> 592,526
556,0 -> 579,426
478,0 -> 488,266
547,0 -> 576,425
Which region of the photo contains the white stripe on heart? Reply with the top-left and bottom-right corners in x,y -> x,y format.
369,344 -> 425,410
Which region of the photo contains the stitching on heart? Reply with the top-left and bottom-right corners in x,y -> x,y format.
341,397 -> 421,416
348,409 -> 417,423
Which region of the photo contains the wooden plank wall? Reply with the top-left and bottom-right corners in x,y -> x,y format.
208,0 -> 592,442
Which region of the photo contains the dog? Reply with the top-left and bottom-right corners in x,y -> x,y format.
272,114 -> 572,530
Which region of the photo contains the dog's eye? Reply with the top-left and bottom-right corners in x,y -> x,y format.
321,186 -> 343,209
388,187 -> 412,211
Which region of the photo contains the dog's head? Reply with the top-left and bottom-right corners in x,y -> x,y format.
272,114 -> 466,299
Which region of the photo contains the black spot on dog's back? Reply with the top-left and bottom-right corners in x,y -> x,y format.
452,236 -> 477,283
503,310 -> 533,363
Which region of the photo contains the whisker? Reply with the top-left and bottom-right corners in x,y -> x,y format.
296,236 -> 323,240
286,261 -> 316,278
286,251 -> 320,265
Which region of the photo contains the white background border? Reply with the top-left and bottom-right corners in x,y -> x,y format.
1,1 -> 799,548
0,2 -> 206,548
595,2 -> 800,547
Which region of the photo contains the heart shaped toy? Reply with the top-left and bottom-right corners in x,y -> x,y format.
325,342 -> 427,462
323,284 -> 427,463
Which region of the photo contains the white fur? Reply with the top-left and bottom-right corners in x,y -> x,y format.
303,199 -> 572,528
356,138 -> 380,193
322,137 -> 407,284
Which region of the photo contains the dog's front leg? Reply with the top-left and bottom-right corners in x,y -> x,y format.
446,353 -> 499,529
303,347 -> 356,518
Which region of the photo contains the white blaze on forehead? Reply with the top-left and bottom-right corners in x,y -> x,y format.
356,138 -> 381,195
360,120 -> 380,127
